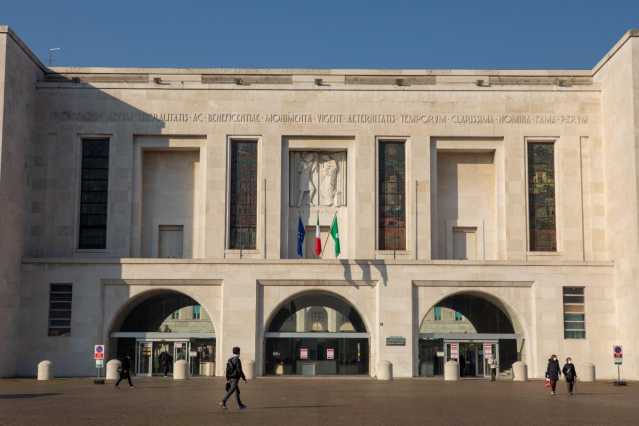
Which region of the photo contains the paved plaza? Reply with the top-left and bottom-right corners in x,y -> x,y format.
0,377 -> 636,426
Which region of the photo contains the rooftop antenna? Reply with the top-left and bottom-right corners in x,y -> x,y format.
48,48 -> 61,66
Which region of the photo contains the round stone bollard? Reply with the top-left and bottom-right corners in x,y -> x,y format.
173,359 -> 188,380
37,360 -> 53,381
444,360 -> 459,381
377,361 -> 393,380
579,363 -> 596,382
244,360 -> 255,380
106,359 -> 121,381
512,361 -> 528,381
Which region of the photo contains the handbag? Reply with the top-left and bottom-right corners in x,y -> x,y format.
544,378 -> 551,388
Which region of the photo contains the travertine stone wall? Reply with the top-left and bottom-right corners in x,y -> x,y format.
2,25 -> 639,380
594,32 -> 639,380
0,28 -> 44,377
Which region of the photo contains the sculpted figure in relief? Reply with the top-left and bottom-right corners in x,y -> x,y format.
296,152 -> 318,206
319,154 -> 339,206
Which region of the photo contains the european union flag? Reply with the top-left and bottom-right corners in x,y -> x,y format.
297,216 -> 306,257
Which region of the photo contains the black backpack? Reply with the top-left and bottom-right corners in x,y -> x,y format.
226,357 -> 239,379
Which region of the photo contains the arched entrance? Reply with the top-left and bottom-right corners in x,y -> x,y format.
264,291 -> 369,376
418,292 -> 520,378
110,290 -> 216,377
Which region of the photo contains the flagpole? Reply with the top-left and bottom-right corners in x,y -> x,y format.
320,211 -> 338,257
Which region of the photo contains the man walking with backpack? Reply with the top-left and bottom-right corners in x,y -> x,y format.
219,346 -> 247,410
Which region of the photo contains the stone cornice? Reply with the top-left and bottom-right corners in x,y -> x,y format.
101,278 -> 222,286
413,280 -> 533,288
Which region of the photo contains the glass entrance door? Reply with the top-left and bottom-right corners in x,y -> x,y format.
135,341 -> 152,376
152,341 -> 174,376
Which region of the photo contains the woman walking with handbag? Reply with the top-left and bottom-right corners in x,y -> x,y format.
545,354 -> 561,395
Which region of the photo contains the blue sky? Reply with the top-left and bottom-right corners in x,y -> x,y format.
2,1 -> 638,69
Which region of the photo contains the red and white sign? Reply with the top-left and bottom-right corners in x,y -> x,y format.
326,348 -> 335,360
613,345 -> 623,358
300,347 -> 309,360
94,344 -> 105,360
449,342 -> 459,360
483,343 -> 493,356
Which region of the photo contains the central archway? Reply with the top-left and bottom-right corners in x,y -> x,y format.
264,291 -> 369,376
109,290 -> 216,377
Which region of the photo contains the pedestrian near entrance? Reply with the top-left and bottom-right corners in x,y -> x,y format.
220,347 -> 247,410
489,357 -> 497,382
159,351 -> 172,377
115,355 -> 134,388
562,357 -> 578,395
545,354 -> 561,395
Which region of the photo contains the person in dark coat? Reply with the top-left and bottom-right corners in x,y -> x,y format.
545,354 -> 561,395
115,355 -> 134,388
562,357 -> 578,395
159,351 -> 171,377
219,346 -> 247,409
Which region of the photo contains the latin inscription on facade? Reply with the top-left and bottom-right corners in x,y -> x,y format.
50,111 -> 590,125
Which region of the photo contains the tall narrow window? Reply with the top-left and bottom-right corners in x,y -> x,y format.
229,140 -> 258,249
527,142 -> 556,251
48,284 -> 72,336
563,287 -> 586,339
454,311 -> 463,321
433,306 -> 442,321
378,141 -> 406,250
192,305 -> 201,320
79,138 -> 110,249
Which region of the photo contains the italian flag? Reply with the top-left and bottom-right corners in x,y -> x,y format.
314,216 -> 322,256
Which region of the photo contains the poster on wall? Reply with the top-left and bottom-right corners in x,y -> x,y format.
483,343 -> 492,356
450,342 -> 459,360
326,348 -> 335,360
300,347 -> 309,360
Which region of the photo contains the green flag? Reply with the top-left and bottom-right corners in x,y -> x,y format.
330,215 -> 341,257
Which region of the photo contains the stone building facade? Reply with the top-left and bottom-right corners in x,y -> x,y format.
1,25 -> 639,379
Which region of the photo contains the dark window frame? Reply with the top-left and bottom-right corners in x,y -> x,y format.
228,139 -> 258,250
527,140 -> 557,252
378,139 -> 406,251
78,138 -> 110,250
48,283 -> 73,337
563,286 -> 586,339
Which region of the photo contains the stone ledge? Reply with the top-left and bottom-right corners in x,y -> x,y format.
101,278 -> 222,286
412,280 -> 533,288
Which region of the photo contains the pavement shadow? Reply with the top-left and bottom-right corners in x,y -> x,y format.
0,393 -> 60,399
258,404 -> 345,410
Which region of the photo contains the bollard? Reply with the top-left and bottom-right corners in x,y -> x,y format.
579,363 -> 596,382
512,361 -> 528,381
173,359 -> 188,380
244,360 -> 255,380
444,360 -> 459,381
377,360 -> 393,380
106,359 -> 122,381
37,360 -> 53,381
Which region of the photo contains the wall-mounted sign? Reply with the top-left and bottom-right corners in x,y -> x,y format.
450,342 -> 459,360
385,336 -> 406,346
300,347 -> 309,360
326,348 -> 335,360
483,343 -> 492,355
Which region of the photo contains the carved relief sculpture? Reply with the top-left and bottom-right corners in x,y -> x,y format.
291,151 -> 346,207
319,154 -> 339,206
296,152 -> 318,206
